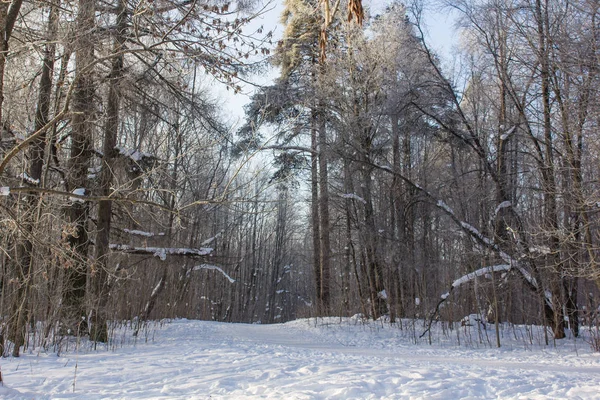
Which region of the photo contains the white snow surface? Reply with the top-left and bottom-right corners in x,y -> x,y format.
3,318 -> 600,399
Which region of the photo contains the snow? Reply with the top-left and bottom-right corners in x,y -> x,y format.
69,188 -> 86,203
3,318 -> 600,399
0,186 -> 9,196
192,264 -> 236,283
123,228 -> 164,237
459,221 -> 495,247
494,200 -> 511,215
452,265 -> 511,288
340,193 -> 367,204
116,146 -> 152,162
201,232 -> 222,246
437,199 -> 454,214
109,244 -> 213,259
19,172 -> 40,185
500,126 -> 516,141
435,200 -> 497,249
87,166 -> 101,179
529,245 -> 552,255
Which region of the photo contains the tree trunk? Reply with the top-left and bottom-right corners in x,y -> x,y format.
90,0 -> 127,343
8,3 -> 58,356
310,110 -> 322,315
0,0 -> 24,129
62,0 -> 96,334
318,108 -> 331,315
536,0 -> 565,339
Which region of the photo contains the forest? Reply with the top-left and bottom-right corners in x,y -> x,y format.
1,0 -> 599,358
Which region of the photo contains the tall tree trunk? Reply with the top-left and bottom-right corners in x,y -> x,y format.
8,3 -> 58,356
310,110 -> 322,314
0,0 -> 24,130
90,0 -> 127,343
362,163 -> 386,319
536,0 -> 565,339
318,109 -> 331,315
62,0 -> 96,334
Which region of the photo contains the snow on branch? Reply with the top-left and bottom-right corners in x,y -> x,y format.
19,172 -> 39,185
340,193 -> 367,204
116,147 -> 154,162
110,244 -> 213,260
452,265 -> 511,288
421,264 -> 511,339
500,126 -> 516,141
373,163 -> 543,297
70,188 -> 86,203
193,264 -> 235,283
123,228 -> 165,238
494,201 -> 512,216
201,232 -> 223,246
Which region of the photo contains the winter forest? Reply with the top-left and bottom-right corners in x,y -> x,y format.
2,0 -> 600,391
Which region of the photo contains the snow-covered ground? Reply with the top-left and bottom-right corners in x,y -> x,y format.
3,317 -> 600,399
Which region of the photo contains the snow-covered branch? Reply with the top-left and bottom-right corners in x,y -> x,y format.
372,163 -> 544,293
421,264 -> 511,339
340,193 -> 367,204
123,228 -> 165,238
260,145 -> 317,154
452,265 -> 511,288
109,244 -> 213,260
193,264 -> 235,283
201,232 -> 223,246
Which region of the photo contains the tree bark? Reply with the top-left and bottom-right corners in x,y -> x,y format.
90,0 -> 127,343
62,0 -> 96,334
8,3 -> 58,356
317,108 -> 331,315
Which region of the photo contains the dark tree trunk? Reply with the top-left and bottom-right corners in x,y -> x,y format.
8,3 -> 58,356
90,0 -> 126,343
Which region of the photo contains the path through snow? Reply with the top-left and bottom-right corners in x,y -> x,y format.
3,318 -> 600,399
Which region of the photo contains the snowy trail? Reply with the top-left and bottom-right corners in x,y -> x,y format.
3,319 -> 600,399
226,322 -> 600,373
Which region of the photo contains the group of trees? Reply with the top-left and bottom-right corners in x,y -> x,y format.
1,0 -> 600,358
244,0 -> 600,344
0,0 -> 314,357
